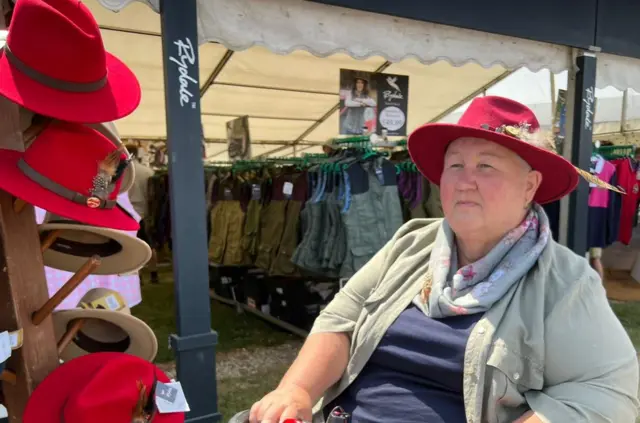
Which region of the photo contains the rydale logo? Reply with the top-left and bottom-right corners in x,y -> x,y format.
383,76 -> 404,102
169,38 -> 198,108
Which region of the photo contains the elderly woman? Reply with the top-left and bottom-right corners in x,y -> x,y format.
242,96 -> 639,423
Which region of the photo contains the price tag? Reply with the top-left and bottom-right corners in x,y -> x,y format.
283,182 -> 294,197
251,184 -> 261,201
155,381 -> 190,413
9,330 -> 23,350
0,332 -> 11,363
223,188 -> 233,200
375,167 -> 385,185
104,294 -> 121,311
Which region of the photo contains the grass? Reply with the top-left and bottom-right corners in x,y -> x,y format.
133,267 -> 297,363
217,364 -> 290,420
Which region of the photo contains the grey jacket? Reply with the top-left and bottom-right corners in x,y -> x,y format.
230,218 -> 639,423
309,219 -> 639,423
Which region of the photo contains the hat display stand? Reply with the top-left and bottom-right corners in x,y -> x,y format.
0,0 -> 146,419
0,197 -> 103,419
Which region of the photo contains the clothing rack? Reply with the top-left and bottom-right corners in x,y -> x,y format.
595,144 -> 636,160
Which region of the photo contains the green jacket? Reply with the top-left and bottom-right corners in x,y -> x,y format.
310,219 -> 639,423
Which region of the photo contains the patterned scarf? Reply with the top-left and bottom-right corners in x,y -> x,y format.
414,203 -> 550,318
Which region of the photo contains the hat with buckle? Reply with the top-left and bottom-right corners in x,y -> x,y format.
408,96 -> 579,204
39,213 -> 151,275
0,120 -> 138,230
53,288 -> 158,362
24,352 -> 184,423
0,0 -> 141,123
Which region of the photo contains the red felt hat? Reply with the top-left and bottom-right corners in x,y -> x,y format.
408,96 -> 579,204
24,352 -> 185,423
0,120 -> 138,230
0,0 -> 140,123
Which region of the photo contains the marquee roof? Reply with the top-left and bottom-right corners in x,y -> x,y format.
86,0 -> 640,160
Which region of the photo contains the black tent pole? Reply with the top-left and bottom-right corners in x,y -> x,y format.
160,0 -> 220,421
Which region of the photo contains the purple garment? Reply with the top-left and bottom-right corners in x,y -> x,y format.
35,192 -> 143,310
411,175 -> 424,209
398,171 -> 422,209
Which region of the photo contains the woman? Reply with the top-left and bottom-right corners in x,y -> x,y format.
340,74 -> 377,135
243,97 -> 639,423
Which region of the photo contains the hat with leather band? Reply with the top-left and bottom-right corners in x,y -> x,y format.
53,288 -> 158,363
24,352 -> 184,423
39,213 -> 151,275
0,0 -> 141,123
0,120 -> 138,230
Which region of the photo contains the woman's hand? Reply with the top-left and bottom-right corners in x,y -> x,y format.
249,384 -> 313,423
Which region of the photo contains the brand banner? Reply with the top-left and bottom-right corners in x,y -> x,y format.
339,69 -> 409,136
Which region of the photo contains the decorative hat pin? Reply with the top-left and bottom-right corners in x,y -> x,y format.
88,146 -> 126,208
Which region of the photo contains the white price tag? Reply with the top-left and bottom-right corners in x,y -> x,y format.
104,294 -> 121,310
155,381 -> 190,414
283,182 -> 293,196
0,332 -> 11,363
9,330 -> 23,349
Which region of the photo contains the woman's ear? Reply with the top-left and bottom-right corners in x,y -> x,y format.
525,170 -> 543,204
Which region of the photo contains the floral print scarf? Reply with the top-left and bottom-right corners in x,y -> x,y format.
414,203 -> 550,318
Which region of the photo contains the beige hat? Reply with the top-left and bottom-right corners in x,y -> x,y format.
53,288 -> 157,362
39,213 -> 151,275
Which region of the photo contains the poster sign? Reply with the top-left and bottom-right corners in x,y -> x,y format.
226,116 -> 251,161
339,69 -> 409,136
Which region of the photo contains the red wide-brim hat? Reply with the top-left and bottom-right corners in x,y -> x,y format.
408,96 -> 579,204
0,121 -> 138,231
24,353 -> 184,423
0,0 -> 140,123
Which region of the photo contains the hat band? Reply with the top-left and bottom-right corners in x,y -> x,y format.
71,324 -> 131,354
17,159 -> 117,209
40,229 -> 123,258
3,45 -> 108,93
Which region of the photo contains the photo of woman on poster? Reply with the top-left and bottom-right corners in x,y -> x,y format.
339,70 -> 377,135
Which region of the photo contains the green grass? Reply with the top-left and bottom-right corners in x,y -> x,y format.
133,268 -> 297,363
218,364 -> 290,420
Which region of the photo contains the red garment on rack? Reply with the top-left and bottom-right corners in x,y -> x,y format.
612,158 -> 639,245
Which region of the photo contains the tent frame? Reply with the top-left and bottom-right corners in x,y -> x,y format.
156,1 -> 596,421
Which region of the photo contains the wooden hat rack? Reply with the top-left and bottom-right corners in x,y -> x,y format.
0,122 -> 103,420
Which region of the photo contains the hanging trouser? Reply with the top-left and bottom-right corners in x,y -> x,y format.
208,200 -> 247,266
242,181 -> 264,263
254,199 -> 286,271
255,173 -> 303,271
271,172 -> 308,277
208,181 -> 251,266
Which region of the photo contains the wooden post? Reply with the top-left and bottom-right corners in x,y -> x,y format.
0,191 -> 59,421
56,318 -> 85,355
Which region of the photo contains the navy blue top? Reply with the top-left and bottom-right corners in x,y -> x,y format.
330,305 -> 482,423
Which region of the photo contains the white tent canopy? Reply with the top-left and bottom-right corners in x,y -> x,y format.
86,0 -> 640,160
